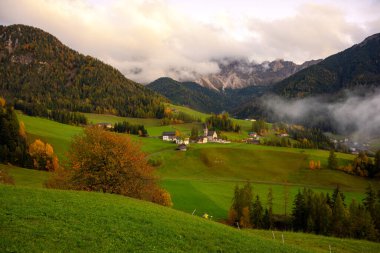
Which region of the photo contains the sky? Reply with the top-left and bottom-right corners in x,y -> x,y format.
1,0 -> 379,83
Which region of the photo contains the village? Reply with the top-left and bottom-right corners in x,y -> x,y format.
162,125 -> 231,151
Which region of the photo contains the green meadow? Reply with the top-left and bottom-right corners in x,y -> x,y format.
14,111 -> 379,221
3,185 -> 380,253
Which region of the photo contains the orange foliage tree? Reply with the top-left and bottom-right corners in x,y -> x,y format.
48,127 -> 172,206
28,139 -> 59,171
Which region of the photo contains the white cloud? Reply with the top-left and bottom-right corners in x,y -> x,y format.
0,0 -> 379,83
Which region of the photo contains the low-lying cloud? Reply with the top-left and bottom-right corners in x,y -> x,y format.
262,90 -> 380,140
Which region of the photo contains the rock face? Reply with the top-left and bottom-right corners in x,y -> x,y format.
196,58 -> 321,91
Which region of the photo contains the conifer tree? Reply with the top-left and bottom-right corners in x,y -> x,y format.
328,149 -> 338,170
330,194 -> 347,237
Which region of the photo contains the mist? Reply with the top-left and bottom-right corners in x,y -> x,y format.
262,90 -> 380,140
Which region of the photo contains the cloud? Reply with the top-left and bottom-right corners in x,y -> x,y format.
0,0 -> 379,83
262,90 -> 380,140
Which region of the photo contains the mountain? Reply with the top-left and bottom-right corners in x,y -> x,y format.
274,33 -> 380,98
196,58 -> 321,91
147,77 -> 272,113
147,77 -> 225,113
0,24 -> 166,118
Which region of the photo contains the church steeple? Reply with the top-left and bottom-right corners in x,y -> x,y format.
203,124 -> 208,137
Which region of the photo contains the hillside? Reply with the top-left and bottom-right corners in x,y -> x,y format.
2,184 -> 380,252
0,24 -> 166,118
148,77 -> 272,114
147,77 -> 225,113
16,112 -> 380,221
274,33 -> 380,98
0,185 -> 306,253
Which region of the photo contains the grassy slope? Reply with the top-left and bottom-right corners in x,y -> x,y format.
2,185 -> 380,253
16,111 -> 380,220
1,164 -> 49,188
0,185 -> 306,253
17,113 -> 82,161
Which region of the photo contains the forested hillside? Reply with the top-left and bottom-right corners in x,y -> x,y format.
0,25 -> 167,118
274,33 -> 380,98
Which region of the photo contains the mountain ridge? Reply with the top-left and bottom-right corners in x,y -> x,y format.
0,24 -> 167,118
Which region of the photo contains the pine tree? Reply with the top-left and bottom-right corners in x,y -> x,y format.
292,190 -> 306,231
363,184 -> 377,218
328,149 -> 338,170
330,194 -> 347,237
250,195 -> 263,228
266,188 -> 274,229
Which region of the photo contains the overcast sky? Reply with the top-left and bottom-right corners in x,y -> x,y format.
1,0 -> 379,83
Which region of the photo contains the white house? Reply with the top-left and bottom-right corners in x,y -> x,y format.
162,132 -> 176,141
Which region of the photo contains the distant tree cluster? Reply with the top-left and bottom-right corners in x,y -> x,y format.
228,183 -> 274,229
113,121 -> 148,136
288,127 -> 332,149
46,127 -> 172,206
338,151 -> 380,178
15,102 -> 88,125
227,182 -> 380,242
206,113 -> 240,132
251,120 -> 269,135
262,137 -> 291,147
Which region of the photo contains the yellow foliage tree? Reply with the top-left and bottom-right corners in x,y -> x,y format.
309,160 -> 315,170
29,139 -> 59,171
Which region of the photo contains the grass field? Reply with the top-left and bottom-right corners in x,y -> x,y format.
2,185 -> 380,253
17,113 -> 82,161
15,112 -> 380,221
0,185 -> 305,253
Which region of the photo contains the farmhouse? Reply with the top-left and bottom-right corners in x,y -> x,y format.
207,131 -> 217,141
94,122 -> 113,129
176,138 -> 190,145
162,131 -> 176,141
197,136 -> 208,144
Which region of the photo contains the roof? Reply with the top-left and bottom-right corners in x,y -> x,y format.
162,132 -> 176,136
207,131 -> 217,136
177,144 -> 187,150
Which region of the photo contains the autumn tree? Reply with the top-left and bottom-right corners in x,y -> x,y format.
29,139 -> 59,171
47,127 -> 172,206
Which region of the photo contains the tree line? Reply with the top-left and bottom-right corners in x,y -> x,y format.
329,149 -> 380,178
113,121 -> 148,136
15,102 -> 88,125
206,113 -> 240,132
228,182 -> 380,242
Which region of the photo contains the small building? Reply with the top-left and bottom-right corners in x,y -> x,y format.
197,136 -> 208,144
162,132 -> 176,141
207,131 -> 218,141
175,138 -> 190,145
177,144 -> 187,151
95,122 -> 113,129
